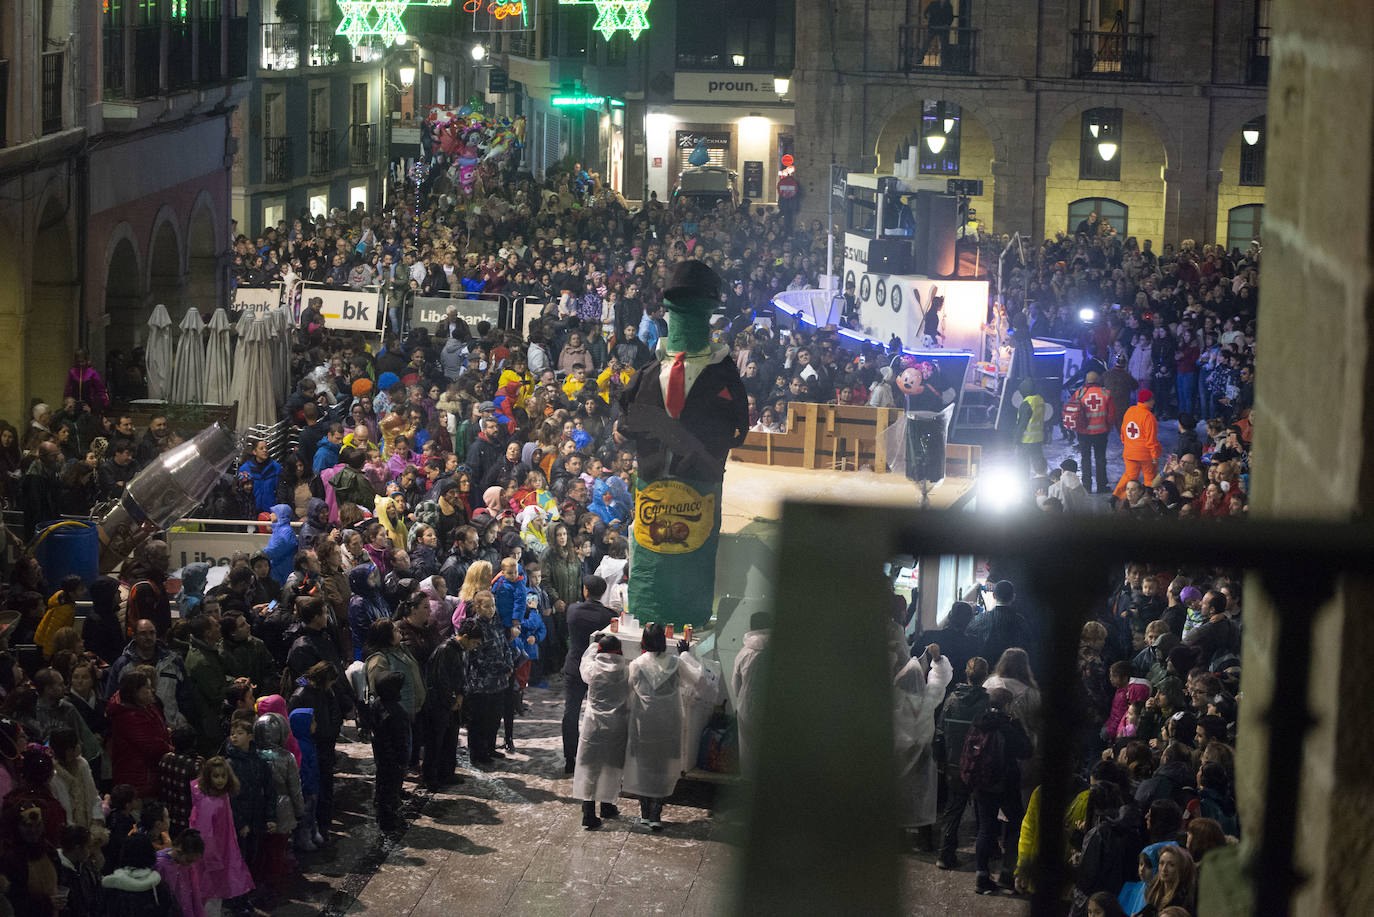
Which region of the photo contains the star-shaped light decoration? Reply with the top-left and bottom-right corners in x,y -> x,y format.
335,0 -> 452,48
561,0 -> 650,40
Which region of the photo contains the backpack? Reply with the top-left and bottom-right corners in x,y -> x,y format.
1061,394 -> 1083,432
959,721 -> 1007,791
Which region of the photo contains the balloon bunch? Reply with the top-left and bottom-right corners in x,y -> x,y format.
420,104 -> 527,195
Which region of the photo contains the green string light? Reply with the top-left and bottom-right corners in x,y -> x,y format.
335,0 -> 453,49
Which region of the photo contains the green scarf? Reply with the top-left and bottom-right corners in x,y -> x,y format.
664,294 -> 714,353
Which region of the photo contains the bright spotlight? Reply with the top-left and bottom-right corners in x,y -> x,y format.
1079,307 -> 1096,323
978,465 -> 1025,514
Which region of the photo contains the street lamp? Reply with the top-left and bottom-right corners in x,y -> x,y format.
774,76 -> 790,96
1097,141 -> 1118,161
398,65 -> 416,87
1243,126 -> 1261,146
471,44 -> 487,62
926,134 -> 947,154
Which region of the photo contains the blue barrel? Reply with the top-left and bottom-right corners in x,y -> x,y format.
31,521 -> 100,586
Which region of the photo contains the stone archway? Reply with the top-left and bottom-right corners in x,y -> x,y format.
872,98 -> 999,232
29,198 -> 77,409
148,216 -> 185,316
1042,105 -> 1170,246
105,236 -> 144,357
187,195 -> 221,310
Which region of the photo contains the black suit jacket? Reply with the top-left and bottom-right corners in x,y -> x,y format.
563,600 -> 616,678
619,355 -> 750,483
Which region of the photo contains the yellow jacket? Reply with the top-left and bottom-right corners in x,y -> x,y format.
35,590 -> 77,657
498,368 -> 535,404
1016,786 -> 1090,887
563,374 -> 594,403
596,365 -> 632,403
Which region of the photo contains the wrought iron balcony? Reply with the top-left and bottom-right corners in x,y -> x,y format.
261,22 -> 300,71
197,20 -> 223,83
350,123 -> 374,167
309,129 -> 332,176
167,23 -> 194,91
265,135 -> 291,183
898,25 -> 978,74
41,51 -> 63,134
1071,29 -> 1153,80
133,26 -> 161,97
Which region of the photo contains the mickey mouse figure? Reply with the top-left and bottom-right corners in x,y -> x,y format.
892,356 -> 944,412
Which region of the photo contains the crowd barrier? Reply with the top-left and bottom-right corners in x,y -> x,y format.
733,402 -> 979,478
233,282 -> 525,333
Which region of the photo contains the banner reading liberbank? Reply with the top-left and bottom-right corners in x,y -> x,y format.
673,72 -> 786,104
230,285 -> 283,314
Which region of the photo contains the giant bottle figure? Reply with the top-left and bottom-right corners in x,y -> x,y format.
617,261 -> 749,627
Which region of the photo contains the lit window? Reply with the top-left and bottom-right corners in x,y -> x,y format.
1080,108 -> 1122,181
918,101 -> 960,175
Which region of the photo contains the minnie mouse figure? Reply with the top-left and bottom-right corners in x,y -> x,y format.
892,356 -> 945,412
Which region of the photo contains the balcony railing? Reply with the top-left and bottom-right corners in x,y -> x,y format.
1247,34 -> 1270,85
305,21 -> 337,66
1071,29 -> 1153,80
133,26 -> 161,97
168,23 -> 194,91
0,59 -> 8,147
261,21 -> 300,71
350,123 -> 374,167
265,136 -> 291,183
309,129 -> 332,176
41,51 -> 63,134
898,25 -> 978,74
197,19 -> 223,82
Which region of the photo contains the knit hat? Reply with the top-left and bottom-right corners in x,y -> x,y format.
1180,585 -> 1203,603
1137,389 -> 1154,403
351,378 -> 373,397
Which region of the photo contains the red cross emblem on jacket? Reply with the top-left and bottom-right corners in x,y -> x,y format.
1125,421 -> 1140,439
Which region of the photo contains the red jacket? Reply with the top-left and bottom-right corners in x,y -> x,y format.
1105,677 -> 1152,739
1073,384 -> 1114,436
107,697 -> 172,797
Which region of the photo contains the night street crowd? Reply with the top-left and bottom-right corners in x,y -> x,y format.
0,161 -> 1255,915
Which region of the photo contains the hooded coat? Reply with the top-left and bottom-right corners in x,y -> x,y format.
419,575 -> 457,639
298,497 -> 332,548
189,777 -> 255,900
731,628 -> 770,768
288,707 -> 320,797
263,503 -> 298,586
439,337 -> 467,381
573,642 -> 631,803
622,647 -> 702,799
256,695 -> 303,768
312,436 -> 343,476
890,624 -> 953,829
347,565 -> 389,660
589,476 -> 631,525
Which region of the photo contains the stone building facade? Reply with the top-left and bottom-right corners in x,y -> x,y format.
791,0 -> 1270,249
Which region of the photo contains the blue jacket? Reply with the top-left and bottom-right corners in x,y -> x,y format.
347,564 -> 389,661
491,572 -> 527,629
243,458 -> 282,515
518,600 -> 547,661
312,436 -> 342,475
264,503 -> 298,586
590,476 -> 631,525
288,707 -> 320,797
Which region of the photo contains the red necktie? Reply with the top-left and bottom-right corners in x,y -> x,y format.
666,352 -> 686,418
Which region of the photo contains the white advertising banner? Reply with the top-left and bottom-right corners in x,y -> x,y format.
306,287 -> 385,333
167,530 -> 270,570
231,285 -> 283,314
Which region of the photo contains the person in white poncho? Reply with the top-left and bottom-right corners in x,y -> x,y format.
731,612 -> 772,772
574,633 -> 631,831
890,620 -> 953,852
622,622 -> 703,831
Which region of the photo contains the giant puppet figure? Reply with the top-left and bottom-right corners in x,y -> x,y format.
617,261 -> 750,627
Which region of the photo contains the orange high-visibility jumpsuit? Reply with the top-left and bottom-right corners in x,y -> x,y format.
1113,402 -> 1162,499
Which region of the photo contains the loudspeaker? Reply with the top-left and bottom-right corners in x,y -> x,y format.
868,238 -> 911,273
911,191 -> 958,277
